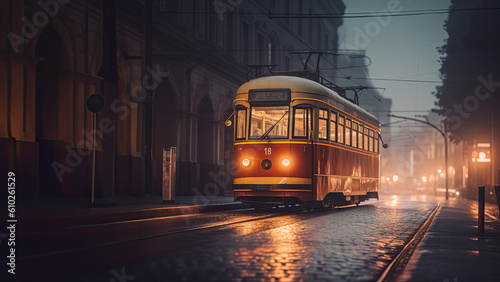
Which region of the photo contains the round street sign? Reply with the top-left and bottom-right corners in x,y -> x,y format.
87,93 -> 105,113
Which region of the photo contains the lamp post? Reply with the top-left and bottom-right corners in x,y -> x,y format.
388,114 -> 449,200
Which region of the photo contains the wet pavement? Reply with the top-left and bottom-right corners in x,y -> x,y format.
12,195 -> 438,281
399,197 -> 500,282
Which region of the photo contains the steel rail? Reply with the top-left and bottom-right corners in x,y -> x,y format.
17,208 -> 308,262
376,201 -> 442,282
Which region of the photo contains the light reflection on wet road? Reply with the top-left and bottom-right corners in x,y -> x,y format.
22,195 -> 437,281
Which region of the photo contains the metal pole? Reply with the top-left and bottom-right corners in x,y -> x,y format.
445,124 -> 449,200
388,114 -> 449,200
92,112 -> 96,204
144,0 -> 153,194
478,186 -> 485,234
495,185 -> 500,217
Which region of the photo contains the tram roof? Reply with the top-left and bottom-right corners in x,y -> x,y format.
236,75 -> 380,127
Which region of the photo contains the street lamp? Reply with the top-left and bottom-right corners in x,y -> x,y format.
388,114 -> 449,200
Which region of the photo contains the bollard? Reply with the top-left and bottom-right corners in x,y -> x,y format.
495,185 -> 500,218
478,186 -> 485,234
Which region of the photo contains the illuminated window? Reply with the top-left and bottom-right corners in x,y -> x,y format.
250,106 -> 289,139
358,124 -> 364,149
319,109 -> 328,140
352,122 -> 358,148
345,119 -> 351,146
293,108 -> 311,138
338,115 -> 345,144
330,111 -> 337,142
364,127 -> 369,151
369,130 -> 374,152
374,132 -> 379,153
235,108 -> 246,140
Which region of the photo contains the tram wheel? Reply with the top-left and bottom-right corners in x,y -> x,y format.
254,202 -> 264,211
303,202 -> 315,211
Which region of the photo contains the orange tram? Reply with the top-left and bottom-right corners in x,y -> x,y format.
231,76 -> 381,209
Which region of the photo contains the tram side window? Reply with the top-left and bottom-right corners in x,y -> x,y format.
374,132 -> 379,153
330,111 -> 337,142
338,115 -> 345,144
319,109 -> 328,140
293,108 -> 311,138
235,108 -> 246,140
358,124 -> 364,149
345,119 -> 351,146
352,122 -> 358,148
369,130 -> 374,152
364,128 -> 369,151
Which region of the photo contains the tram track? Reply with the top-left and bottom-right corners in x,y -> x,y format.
17,207 -> 309,262
376,201 -> 442,282
13,198 -> 439,281
18,202 -> 365,263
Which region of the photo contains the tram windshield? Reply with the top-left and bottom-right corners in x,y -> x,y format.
250,106 -> 289,139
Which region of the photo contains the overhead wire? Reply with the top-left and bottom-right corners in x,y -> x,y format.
154,7 -> 500,18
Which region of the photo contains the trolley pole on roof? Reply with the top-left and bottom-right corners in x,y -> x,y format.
388,114 -> 449,200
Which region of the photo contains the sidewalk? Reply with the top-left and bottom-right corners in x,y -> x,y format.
16,194 -> 244,229
399,196 -> 500,282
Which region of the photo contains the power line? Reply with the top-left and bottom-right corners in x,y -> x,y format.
341,77 -> 443,84
269,7 -> 500,19
370,110 -> 433,112
246,0 -> 391,111
154,7 -> 500,19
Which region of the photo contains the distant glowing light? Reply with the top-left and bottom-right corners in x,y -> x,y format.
242,158 -> 250,166
392,175 -> 399,182
437,169 -> 442,174
478,152 -> 486,159
282,158 -> 290,167
422,176 -> 427,183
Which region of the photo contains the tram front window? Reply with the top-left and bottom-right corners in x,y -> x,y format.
250,106 -> 289,139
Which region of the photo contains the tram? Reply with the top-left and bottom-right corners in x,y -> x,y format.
231,75 -> 380,209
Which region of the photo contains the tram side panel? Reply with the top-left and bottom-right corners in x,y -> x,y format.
314,144 -> 379,202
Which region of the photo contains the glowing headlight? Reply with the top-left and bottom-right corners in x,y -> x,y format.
282,158 -> 290,167
242,158 -> 250,167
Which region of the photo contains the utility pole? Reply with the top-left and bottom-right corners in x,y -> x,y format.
389,114 -> 449,200
97,0 -> 118,203
144,0 -> 153,194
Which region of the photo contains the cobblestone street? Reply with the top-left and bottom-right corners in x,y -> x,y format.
49,196 -> 437,282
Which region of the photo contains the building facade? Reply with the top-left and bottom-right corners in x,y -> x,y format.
1,0 -> 346,199
435,0 -> 500,200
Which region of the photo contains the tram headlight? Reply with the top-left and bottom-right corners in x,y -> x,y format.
282,158 -> 290,167
478,152 -> 486,160
242,158 -> 250,167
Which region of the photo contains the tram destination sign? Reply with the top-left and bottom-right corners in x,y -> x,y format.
249,89 -> 291,103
